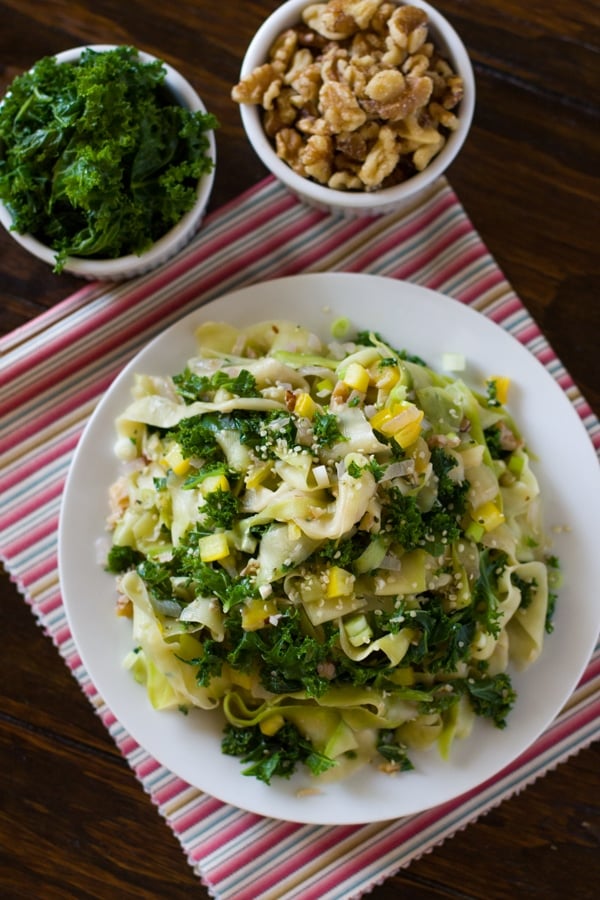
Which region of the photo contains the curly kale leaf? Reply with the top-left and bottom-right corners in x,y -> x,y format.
173,367 -> 259,403
430,447 -> 469,516
200,488 -> 239,530
354,330 -> 427,366
313,533 -> 370,568
376,730 -> 414,770
400,599 -> 475,673
462,672 -> 517,728
221,722 -> 336,784
510,570 -> 537,610
227,608 -> 334,698
381,489 -> 462,556
483,424 -> 505,459
380,450 -> 467,555
168,414 -> 224,462
105,544 -> 145,574
473,549 -> 507,638
0,46 -> 217,271
420,671 -> 517,729
173,532 -> 258,613
312,411 -> 346,448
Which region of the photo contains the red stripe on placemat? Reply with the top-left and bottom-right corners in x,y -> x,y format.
193,818 -> 304,869
0,432 -> 81,491
0,379 -> 110,453
2,515 -> 59,557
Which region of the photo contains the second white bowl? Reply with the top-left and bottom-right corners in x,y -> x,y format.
237,0 -> 475,216
0,45 -> 217,280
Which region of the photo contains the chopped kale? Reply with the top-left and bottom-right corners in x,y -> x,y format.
472,549 -> 507,638
221,722 -> 336,784
312,411 -> 346,448
462,672 -> 516,728
0,46 -> 217,272
354,330 -> 427,366
381,484 -> 463,555
200,488 -> 239,530
511,570 -> 538,610
400,599 -> 475,673
430,447 -> 469,516
105,544 -> 145,574
173,367 -> 259,403
168,414 -> 223,461
376,730 -> 414,770
313,533 -> 370,568
227,608 -> 334,698
483,424 -> 506,459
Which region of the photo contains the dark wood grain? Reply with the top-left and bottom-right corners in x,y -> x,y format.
1,1 -> 599,898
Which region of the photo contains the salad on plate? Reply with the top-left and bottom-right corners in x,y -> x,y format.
104,318 -> 559,785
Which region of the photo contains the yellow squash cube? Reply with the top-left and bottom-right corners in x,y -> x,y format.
326,566 -> 355,598
294,392 -> 317,419
160,443 -> 190,477
487,375 -> 510,405
472,501 -> 505,532
343,362 -> 370,393
199,532 -> 229,562
201,473 -> 230,494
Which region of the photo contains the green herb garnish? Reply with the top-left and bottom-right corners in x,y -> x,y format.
0,46 -> 217,271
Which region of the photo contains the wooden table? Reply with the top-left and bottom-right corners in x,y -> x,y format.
1,2 -> 598,897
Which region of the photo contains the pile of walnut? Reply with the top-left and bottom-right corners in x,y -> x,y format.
232,0 -> 464,192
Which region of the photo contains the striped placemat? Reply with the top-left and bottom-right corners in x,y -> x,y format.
1,175 -> 599,900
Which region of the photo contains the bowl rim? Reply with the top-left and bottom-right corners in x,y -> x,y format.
238,0 -> 475,211
0,44 -> 216,279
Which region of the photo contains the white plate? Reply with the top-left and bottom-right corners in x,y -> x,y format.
58,273 -> 600,825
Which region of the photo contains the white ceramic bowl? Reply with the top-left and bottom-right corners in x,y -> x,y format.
0,45 -> 216,280
237,0 -> 475,216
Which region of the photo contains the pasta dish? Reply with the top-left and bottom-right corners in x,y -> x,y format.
104,318 -> 558,784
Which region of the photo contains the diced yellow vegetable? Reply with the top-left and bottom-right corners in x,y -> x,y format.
326,565 -> 355,598
369,407 -> 394,432
343,362 -> 370,393
241,596 -> 279,631
294,391 -> 317,419
160,443 -> 190,476
371,402 -> 423,438
260,714 -> 286,736
201,473 -> 230,494
393,411 -> 424,449
488,375 -> 510,405
375,365 -> 400,390
199,532 -> 229,562
315,378 -> 334,396
472,501 -> 505,532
